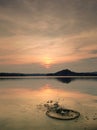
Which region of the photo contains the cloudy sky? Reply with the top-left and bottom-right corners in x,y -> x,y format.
0,0 -> 97,73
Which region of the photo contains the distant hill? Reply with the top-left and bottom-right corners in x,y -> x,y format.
47,69 -> 97,76
0,69 -> 97,77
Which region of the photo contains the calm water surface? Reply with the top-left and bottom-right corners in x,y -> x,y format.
0,77 -> 97,130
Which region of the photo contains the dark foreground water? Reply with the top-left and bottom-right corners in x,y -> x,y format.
0,77 -> 97,130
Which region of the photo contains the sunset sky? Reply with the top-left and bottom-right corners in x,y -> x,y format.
0,0 -> 97,73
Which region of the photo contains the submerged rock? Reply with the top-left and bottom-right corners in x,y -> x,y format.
44,101 -> 80,120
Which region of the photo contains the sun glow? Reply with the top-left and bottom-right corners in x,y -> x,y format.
41,56 -> 55,68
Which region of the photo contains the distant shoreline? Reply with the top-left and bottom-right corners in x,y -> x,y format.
0,76 -> 97,78
0,69 -> 97,77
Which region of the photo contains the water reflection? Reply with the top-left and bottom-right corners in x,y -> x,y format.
0,76 -> 97,84
56,77 -> 97,84
56,77 -> 75,83
0,78 -> 97,130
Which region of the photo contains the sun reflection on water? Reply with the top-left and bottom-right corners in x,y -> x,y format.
0,80 -> 97,130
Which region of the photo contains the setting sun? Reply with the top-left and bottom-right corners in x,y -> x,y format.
41,56 -> 55,68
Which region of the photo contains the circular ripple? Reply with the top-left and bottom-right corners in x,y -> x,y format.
46,109 -> 80,120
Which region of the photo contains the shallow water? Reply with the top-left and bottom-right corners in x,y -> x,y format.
0,77 -> 97,130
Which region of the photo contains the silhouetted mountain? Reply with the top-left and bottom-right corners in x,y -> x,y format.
0,69 -> 97,77
54,69 -> 76,76
47,69 -> 97,76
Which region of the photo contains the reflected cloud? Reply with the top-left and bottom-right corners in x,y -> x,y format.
0,79 -> 97,130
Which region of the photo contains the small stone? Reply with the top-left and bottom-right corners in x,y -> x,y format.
93,118 -> 97,120
50,100 -> 53,103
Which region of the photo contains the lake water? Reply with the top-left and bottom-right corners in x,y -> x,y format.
0,77 -> 97,130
